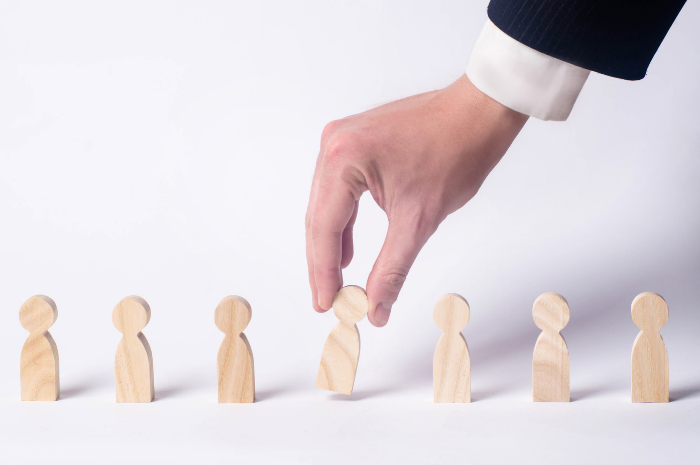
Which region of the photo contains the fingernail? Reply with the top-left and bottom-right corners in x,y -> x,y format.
374,302 -> 392,326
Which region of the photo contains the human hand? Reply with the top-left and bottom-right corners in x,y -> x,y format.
306,74 -> 528,327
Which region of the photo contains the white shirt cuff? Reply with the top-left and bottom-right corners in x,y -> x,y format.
466,19 -> 590,121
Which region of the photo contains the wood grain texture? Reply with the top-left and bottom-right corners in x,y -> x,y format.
316,285 -> 368,395
216,295 -> 255,403
433,294 -> 471,403
20,295 -> 60,401
631,292 -> 669,403
113,296 -> 154,403
532,292 -> 570,402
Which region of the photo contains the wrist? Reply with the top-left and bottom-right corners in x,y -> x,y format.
465,74 -> 529,121
466,19 -> 590,121
451,74 -> 530,129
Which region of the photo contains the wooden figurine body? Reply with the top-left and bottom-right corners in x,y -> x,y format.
113,296 -> 154,403
216,295 -> 255,403
631,292 -> 669,403
532,292 -> 570,402
316,286 -> 368,395
433,294 -> 471,403
20,295 -> 60,401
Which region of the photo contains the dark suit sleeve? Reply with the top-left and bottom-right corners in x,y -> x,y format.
487,0 -> 686,80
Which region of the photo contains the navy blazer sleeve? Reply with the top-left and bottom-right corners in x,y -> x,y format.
487,0 -> 686,80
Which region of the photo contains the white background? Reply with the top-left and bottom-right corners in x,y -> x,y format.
1,1 -> 699,463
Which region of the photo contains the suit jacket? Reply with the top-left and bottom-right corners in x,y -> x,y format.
488,0 -> 687,80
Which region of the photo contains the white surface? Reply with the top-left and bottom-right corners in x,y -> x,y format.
467,19 -> 590,121
1,1 -> 699,464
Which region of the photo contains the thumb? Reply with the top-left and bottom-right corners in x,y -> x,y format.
366,214 -> 435,327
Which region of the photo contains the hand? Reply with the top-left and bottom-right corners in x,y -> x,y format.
306,74 -> 528,327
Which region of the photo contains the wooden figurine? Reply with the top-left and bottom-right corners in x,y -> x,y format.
316,285 -> 368,395
631,292 -> 669,403
216,295 -> 255,403
433,293 -> 471,403
20,295 -> 60,401
113,296 -> 154,403
532,292 -> 570,402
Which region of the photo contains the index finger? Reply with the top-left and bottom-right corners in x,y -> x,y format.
309,177 -> 358,310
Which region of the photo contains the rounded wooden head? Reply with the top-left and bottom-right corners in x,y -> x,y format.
332,285 -> 368,325
533,292 -> 569,332
113,295 -> 151,334
19,295 -> 57,334
215,295 -> 252,334
631,292 -> 668,331
433,293 -> 469,333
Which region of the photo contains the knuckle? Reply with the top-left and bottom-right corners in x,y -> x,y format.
316,265 -> 340,277
310,218 -> 343,239
323,130 -> 366,165
379,269 -> 408,294
321,120 -> 342,144
323,135 -> 352,161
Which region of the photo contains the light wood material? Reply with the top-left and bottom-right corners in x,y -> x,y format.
631,292 -> 669,403
216,295 -> 255,403
20,295 -> 60,401
316,285 -> 368,395
113,296 -> 154,403
433,293 -> 471,403
532,292 -> 570,402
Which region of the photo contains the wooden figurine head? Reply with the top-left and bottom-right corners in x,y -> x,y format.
632,292 -> 668,332
433,293 -> 470,333
113,296 -> 151,335
332,286 -> 368,326
20,295 -> 57,335
533,292 -> 569,333
215,296 -> 252,335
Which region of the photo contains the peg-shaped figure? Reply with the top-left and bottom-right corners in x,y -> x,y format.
316,285 -> 368,395
20,295 -> 60,401
216,296 -> 255,403
113,296 -> 154,403
631,292 -> 669,403
433,294 -> 471,403
532,292 -> 570,402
